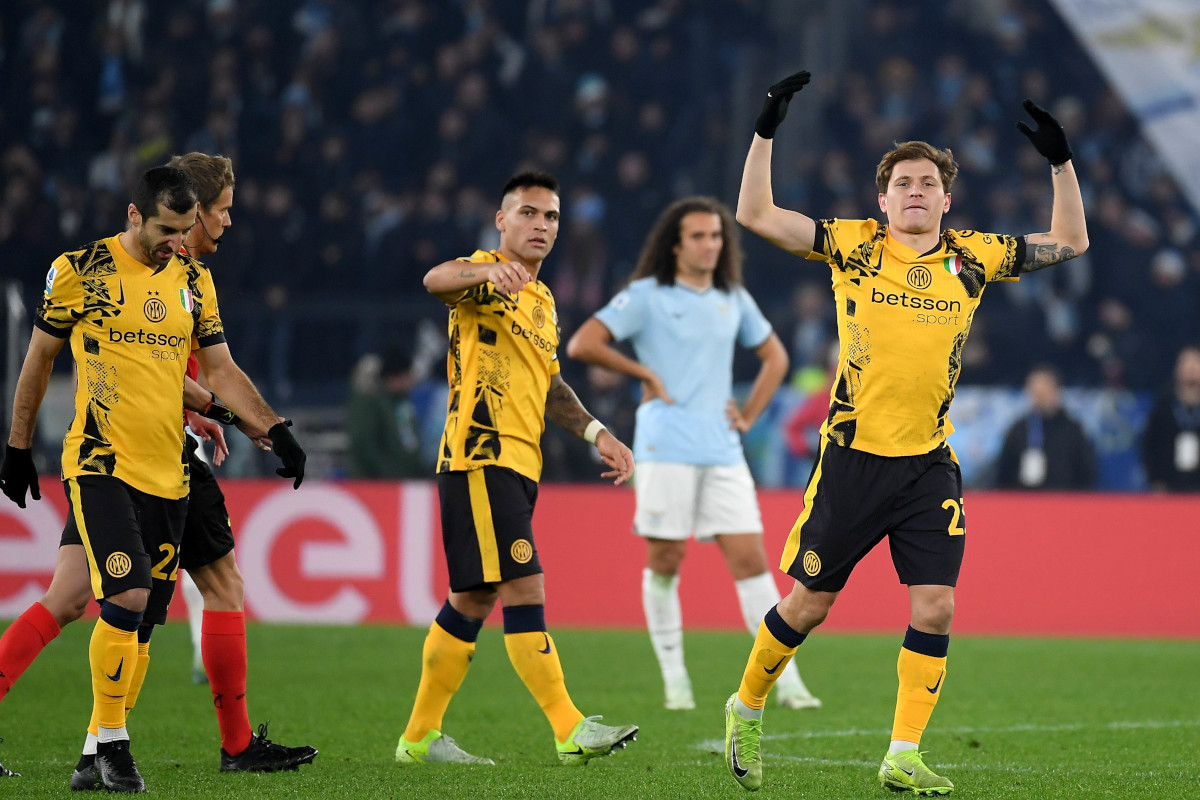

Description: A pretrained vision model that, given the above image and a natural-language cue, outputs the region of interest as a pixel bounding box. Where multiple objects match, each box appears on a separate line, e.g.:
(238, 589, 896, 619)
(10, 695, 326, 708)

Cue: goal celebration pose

(722, 70, 1087, 795)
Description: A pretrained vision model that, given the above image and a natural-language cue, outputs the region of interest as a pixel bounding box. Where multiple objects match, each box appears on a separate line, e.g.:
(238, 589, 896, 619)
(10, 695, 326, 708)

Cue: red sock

(202, 610, 252, 755)
(0, 602, 61, 700)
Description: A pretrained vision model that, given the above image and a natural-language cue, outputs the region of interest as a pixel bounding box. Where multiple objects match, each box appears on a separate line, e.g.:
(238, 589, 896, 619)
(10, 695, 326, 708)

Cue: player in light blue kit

(567, 197, 819, 711)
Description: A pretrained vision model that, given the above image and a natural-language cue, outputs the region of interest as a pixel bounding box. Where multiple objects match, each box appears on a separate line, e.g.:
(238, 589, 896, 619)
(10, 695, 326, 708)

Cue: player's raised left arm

(545, 372, 634, 485)
(1016, 99, 1089, 272)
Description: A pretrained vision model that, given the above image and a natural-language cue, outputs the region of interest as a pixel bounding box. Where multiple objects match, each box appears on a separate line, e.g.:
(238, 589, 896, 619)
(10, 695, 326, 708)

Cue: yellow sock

(504, 631, 581, 742)
(402, 622, 475, 743)
(89, 619, 138, 731)
(737, 620, 798, 710)
(88, 640, 149, 736)
(125, 641, 151, 717)
(891, 647, 948, 743)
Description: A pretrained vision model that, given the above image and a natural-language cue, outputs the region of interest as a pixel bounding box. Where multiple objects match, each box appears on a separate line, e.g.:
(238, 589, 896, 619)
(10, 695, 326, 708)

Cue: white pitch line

(697, 717, 1200, 753)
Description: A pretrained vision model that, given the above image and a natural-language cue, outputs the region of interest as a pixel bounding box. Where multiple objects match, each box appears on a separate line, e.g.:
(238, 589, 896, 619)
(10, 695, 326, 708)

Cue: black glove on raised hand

(1016, 99, 1073, 166)
(755, 70, 811, 139)
(0, 445, 41, 509)
(268, 421, 306, 489)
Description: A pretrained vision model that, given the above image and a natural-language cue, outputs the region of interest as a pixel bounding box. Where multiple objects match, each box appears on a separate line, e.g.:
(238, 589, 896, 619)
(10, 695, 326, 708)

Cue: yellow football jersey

(436, 250, 561, 482)
(35, 235, 224, 499)
(807, 219, 1022, 456)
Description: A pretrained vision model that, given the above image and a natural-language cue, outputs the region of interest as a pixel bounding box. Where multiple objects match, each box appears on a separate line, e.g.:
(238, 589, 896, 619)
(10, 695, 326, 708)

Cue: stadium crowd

(1, 0, 1197, 485)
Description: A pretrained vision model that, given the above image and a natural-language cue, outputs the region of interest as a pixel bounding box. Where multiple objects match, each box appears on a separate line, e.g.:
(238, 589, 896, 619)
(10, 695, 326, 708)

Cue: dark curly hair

(629, 196, 742, 291)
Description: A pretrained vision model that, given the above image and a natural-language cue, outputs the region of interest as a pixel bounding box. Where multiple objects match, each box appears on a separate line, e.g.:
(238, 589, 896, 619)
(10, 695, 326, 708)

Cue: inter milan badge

(943, 255, 962, 276)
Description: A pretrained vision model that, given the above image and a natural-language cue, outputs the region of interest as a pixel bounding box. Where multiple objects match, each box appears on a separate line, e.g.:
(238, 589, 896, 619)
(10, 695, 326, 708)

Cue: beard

(138, 228, 173, 266)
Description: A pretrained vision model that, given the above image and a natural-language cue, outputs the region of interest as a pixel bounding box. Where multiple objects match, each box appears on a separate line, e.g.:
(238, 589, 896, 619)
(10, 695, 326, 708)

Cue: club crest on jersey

(943, 255, 962, 275)
(45, 266, 57, 296)
(179, 288, 194, 312)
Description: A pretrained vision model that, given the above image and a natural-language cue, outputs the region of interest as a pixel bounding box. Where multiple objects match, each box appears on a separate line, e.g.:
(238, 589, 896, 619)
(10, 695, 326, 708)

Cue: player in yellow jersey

(0, 166, 305, 792)
(395, 171, 639, 766)
(720, 71, 1088, 795)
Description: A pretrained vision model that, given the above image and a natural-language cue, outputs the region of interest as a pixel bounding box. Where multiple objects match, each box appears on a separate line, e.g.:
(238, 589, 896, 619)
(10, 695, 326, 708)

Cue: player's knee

(107, 588, 150, 614)
(912, 594, 954, 632)
(780, 585, 833, 632)
(41, 590, 90, 627)
(728, 553, 770, 580)
(194, 557, 246, 610)
(646, 540, 686, 574)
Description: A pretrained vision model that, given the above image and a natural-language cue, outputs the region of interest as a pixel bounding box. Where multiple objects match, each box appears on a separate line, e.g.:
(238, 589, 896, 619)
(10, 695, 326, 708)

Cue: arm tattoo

(1022, 241, 1078, 273)
(456, 268, 477, 279)
(545, 373, 593, 438)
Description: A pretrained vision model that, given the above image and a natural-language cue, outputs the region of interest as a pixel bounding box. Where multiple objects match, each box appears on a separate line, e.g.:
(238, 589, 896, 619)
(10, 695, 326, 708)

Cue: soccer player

(395, 171, 639, 766)
(721, 71, 1088, 794)
(566, 196, 820, 712)
(0, 166, 306, 792)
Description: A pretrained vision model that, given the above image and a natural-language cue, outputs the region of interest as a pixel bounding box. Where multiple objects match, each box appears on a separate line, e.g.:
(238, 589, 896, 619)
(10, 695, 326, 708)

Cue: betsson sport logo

(869, 284, 963, 328)
(510, 319, 555, 353)
(107, 326, 189, 361)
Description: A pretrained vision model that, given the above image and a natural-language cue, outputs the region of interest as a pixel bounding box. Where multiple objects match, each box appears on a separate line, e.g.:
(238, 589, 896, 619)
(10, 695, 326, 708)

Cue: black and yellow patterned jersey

(436, 249, 561, 482)
(807, 219, 1023, 456)
(34, 235, 225, 499)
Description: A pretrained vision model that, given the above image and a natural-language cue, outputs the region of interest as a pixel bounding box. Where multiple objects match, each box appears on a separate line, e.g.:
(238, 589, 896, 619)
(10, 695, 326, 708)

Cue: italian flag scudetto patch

(943, 255, 961, 275)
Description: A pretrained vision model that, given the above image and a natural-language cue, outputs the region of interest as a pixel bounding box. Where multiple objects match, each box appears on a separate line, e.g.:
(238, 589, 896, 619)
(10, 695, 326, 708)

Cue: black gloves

(1017, 99, 1073, 166)
(0, 445, 40, 508)
(755, 70, 811, 139)
(268, 421, 306, 489)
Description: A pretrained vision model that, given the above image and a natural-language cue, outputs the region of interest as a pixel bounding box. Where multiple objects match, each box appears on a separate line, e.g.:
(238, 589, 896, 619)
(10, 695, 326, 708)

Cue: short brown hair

(168, 152, 235, 211)
(875, 141, 958, 193)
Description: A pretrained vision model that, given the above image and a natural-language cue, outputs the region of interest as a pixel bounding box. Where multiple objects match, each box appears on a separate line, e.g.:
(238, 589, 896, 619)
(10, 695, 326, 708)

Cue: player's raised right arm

(735, 71, 818, 257)
(423, 259, 531, 302)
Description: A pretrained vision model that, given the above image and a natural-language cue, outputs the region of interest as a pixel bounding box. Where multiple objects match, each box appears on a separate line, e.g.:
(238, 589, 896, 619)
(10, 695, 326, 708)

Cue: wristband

(201, 391, 240, 425)
(583, 419, 607, 444)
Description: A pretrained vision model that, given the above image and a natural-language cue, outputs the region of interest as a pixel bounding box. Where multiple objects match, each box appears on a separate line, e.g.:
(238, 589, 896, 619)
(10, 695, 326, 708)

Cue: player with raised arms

(721, 70, 1087, 795)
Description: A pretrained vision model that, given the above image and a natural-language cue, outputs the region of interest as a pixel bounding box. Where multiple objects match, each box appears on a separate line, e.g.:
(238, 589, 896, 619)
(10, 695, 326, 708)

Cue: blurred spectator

(994, 365, 1097, 490)
(1140, 345, 1200, 493)
(2, 0, 1199, 485)
(345, 345, 425, 479)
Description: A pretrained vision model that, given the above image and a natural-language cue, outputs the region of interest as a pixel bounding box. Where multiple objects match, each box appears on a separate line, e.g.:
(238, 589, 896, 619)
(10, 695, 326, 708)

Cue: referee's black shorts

(179, 446, 236, 571)
(781, 440, 966, 592)
(437, 465, 542, 593)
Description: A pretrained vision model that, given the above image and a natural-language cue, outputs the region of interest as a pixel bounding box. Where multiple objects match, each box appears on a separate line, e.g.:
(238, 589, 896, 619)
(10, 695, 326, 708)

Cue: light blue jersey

(595, 276, 773, 465)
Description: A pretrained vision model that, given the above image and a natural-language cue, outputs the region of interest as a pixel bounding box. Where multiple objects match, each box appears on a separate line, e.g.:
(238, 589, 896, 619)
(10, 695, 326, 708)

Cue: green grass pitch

(0, 621, 1196, 798)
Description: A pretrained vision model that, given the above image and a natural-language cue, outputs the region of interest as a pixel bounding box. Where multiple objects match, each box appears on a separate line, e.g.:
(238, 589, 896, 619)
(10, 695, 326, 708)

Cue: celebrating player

(395, 171, 639, 766)
(721, 71, 1088, 794)
(567, 196, 819, 712)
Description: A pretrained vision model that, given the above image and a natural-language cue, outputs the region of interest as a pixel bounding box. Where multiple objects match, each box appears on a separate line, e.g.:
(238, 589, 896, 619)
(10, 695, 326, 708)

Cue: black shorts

(781, 441, 966, 592)
(437, 466, 542, 593)
(60, 475, 187, 626)
(179, 449, 236, 571)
